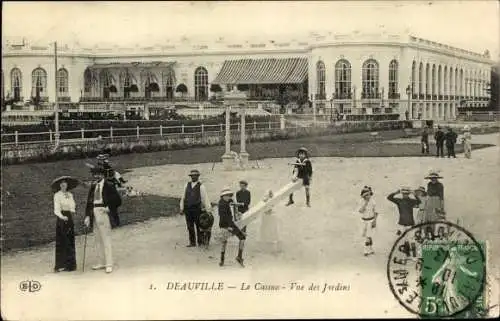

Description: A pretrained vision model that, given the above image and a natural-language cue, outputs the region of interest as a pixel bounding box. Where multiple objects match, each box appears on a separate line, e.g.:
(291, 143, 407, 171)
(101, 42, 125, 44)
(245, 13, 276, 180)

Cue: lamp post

(53, 41, 60, 146)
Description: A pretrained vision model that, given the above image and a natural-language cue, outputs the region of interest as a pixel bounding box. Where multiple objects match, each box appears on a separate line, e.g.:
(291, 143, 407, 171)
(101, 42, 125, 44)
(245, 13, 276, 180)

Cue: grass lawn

(1, 129, 495, 250)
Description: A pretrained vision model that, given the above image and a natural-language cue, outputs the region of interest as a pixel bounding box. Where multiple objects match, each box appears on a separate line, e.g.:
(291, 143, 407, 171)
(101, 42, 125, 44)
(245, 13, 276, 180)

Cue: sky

(2, 1, 499, 58)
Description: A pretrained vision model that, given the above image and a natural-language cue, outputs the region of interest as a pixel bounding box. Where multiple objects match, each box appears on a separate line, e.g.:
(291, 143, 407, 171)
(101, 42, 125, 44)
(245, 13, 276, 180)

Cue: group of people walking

(52, 154, 124, 273)
(421, 125, 472, 159)
(356, 171, 445, 256)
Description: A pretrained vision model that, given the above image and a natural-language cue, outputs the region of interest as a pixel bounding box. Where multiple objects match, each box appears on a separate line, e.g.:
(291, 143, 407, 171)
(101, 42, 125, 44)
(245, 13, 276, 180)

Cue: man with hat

(179, 169, 212, 247)
(444, 127, 458, 158)
(387, 186, 421, 235)
(218, 188, 246, 267)
(356, 186, 378, 256)
(84, 166, 122, 273)
(286, 147, 313, 207)
(434, 126, 445, 158)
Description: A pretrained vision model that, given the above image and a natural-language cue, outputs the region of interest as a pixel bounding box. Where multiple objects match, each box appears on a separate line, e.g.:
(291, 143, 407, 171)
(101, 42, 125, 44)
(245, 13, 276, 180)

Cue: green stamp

(420, 241, 487, 318)
(387, 221, 487, 318)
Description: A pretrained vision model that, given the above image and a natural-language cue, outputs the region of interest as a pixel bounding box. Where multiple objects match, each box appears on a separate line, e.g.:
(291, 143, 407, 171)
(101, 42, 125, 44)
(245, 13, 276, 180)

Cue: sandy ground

(1, 133, 499, 320)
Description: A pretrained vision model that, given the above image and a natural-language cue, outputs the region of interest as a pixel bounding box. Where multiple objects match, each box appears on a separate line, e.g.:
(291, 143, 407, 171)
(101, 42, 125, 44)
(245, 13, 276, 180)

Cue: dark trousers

(185, 207, 202, 246)
(55, 211, 76, 271)
(199, 229, 212, 246)
(446, 144, 456, 158)
(436, 142, 444, 157)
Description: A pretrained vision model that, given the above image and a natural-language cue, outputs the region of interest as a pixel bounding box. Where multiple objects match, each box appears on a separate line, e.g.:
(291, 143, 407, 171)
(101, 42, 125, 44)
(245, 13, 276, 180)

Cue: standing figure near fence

(434, 126, 445, 158)
(356, 186, 378, 256)
(52, 176, 80, 272)
(179, 169, 212, 247)
(387, 187, 421, 236)
(286, 147, 313, 207)
(425, 171, 445, 221)
(218, 188, 246, 267)
(444, 127, 458, 158)
(421, 126, 430, 155)
(462, 125, 472, 159)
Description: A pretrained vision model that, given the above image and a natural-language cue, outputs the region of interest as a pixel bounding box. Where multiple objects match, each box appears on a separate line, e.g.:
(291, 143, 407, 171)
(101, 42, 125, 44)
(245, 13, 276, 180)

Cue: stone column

(239, 104, 249, 169)
(221, 106, 233, 170)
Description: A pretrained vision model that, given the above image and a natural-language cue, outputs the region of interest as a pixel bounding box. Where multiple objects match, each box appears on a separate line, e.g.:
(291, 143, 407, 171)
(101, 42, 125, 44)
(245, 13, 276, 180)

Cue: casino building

(1, 31, 494, 120)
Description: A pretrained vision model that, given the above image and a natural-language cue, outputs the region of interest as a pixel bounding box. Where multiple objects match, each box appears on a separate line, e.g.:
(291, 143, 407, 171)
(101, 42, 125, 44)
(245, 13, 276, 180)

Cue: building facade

(1, 32, 494, 120)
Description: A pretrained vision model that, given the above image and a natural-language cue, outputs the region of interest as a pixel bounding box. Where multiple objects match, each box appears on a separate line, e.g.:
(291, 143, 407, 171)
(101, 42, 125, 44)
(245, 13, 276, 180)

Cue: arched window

(32, 67, 47, 98)
(142, 71, 159, 99)
(418, 63, 423, 95)
(390, 60, 399, 98)
(362, 59, 379, 98)
(443, 66, 448, 96)
(335, 59, 351, 99)
(84, 69, 92, 94)
(431, 64, 436, 97)
(120, 70, 135, 98)
(99, 70, 115, 99)
(162, 69, 175, 100)
(438, 65, 442, 96)
(57, 68, 69, 96)
(11, 68, 23, 101)
(425, 63, 430, 96)
(316, 61, 326, 99)
(194, 67, 208, 101)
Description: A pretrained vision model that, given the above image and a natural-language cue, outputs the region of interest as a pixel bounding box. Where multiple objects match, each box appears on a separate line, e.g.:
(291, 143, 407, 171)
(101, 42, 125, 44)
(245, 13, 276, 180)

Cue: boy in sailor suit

(286, 147, 313, 207)
(357, 186, 378, 256)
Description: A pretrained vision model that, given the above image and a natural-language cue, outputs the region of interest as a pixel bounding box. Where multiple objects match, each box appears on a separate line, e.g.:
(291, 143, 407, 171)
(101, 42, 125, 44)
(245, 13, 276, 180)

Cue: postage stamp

(387, 221, 487, 318)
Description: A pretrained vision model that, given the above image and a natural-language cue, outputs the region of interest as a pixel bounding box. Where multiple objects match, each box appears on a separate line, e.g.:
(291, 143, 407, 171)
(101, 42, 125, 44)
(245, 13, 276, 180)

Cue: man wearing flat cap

(179, 169, 212, 247)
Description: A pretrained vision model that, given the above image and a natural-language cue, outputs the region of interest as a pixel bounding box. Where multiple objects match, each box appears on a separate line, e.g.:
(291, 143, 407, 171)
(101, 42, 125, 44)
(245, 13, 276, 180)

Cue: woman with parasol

(52, 176, 80, 272)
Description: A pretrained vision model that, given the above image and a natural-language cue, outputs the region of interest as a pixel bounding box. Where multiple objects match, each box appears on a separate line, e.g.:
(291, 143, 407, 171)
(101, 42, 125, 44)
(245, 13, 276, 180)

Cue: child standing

(387, 187, 421, 235)
(286, 147, 313, 207)
(462, 125, 472, 159)
(356, 186, 378, 256)
(235, 180, 251, 234)
(414, 186, 428, 224)
(218, 188, 246, 267)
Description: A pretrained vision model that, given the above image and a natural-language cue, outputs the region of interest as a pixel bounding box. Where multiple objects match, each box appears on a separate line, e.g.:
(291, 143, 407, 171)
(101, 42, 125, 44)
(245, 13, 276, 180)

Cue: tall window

(31, 68, 47, 98)
(335, 59, 351, 99)
(425, 63, 430, 95)
(418, 63, 423, 94)
(455, 68, 458, 96)
(84, 69, 92, 94)
(459, 69, 463, 96)
(449, 68, 454, 96)
(11, 68, 22, 101)
(437, 65, 442, 95)
(162, 69, 175, 100)
(120, 70, 133, 98)
(389, 59, 399, 97)
(431, 64, 436, 97)
(316, 61, 326, 99)
(362, 59, 379, 98)
(57, 68, 69, 96)
(443, 66, 448, 96)
(194, 67, 208, 101)
(99, 70, 114, 99)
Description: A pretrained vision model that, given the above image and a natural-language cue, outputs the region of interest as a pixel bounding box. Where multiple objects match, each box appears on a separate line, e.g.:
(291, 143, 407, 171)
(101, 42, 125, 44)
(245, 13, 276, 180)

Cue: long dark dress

(54, 211, 76, 271)
(425, 181, 445, 221)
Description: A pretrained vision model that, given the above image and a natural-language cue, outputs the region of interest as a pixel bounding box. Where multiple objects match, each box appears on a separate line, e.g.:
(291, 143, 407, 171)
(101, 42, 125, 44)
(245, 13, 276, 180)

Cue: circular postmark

(387, 221, 486, 318)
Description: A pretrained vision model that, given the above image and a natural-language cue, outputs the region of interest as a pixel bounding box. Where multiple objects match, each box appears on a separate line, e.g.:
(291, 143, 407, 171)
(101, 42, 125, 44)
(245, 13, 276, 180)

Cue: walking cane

(82, 226, 88, 272)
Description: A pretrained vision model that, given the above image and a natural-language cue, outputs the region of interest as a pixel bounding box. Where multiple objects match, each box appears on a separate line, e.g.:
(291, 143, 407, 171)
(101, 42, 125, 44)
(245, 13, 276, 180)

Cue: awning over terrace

(212, 57, 308, 85)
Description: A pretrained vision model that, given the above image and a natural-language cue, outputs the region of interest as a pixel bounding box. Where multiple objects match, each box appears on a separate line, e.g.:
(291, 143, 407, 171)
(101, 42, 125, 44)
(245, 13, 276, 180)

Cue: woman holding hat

(462, 125, 472, 159)
(425, 171, 445, 221)
(52, 176, 80, 272)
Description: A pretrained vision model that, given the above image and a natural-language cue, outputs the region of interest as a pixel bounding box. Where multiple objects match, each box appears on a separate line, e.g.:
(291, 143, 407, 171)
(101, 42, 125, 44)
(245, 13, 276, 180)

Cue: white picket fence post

(181, 124, 185, 134)
(15, 131, 19, 146)
(160, 125, 163, 136)
(49, 129, 53, 143)
(110, 127, 113, 138)
(81, 128, 85, 139)
(201, 123, 204, 134)
(254, 121, 257, 130)
(136, 126, 140, 138)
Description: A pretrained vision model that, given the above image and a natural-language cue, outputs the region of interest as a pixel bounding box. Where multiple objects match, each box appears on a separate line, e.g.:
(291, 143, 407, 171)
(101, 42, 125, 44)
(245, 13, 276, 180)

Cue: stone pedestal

(221, 153, 234, 171)
(239, 151, 249, 169)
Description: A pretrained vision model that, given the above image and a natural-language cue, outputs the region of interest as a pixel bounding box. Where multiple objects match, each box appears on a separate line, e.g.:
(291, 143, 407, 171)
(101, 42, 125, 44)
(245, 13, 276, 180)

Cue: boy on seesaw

(286, 147, 313, 207)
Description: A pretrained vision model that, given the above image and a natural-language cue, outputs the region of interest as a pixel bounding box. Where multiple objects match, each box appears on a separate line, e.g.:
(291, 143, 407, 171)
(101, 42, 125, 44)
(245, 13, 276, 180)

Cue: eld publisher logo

(19, 280, 42, 293)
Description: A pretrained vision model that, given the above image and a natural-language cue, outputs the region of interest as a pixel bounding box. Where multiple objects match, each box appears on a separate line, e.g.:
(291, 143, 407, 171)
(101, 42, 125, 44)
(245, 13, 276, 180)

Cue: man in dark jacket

(444, 127, 458, 158)
(235, 180, 251, 233)
(179, 169, 212, 247)
(84, 167, 122, 273)
(434, 126, 445, 158)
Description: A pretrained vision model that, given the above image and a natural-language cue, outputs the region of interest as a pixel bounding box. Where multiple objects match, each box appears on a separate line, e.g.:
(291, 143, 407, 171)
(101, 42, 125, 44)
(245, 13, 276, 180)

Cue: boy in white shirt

(356, 186, 378, 256)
